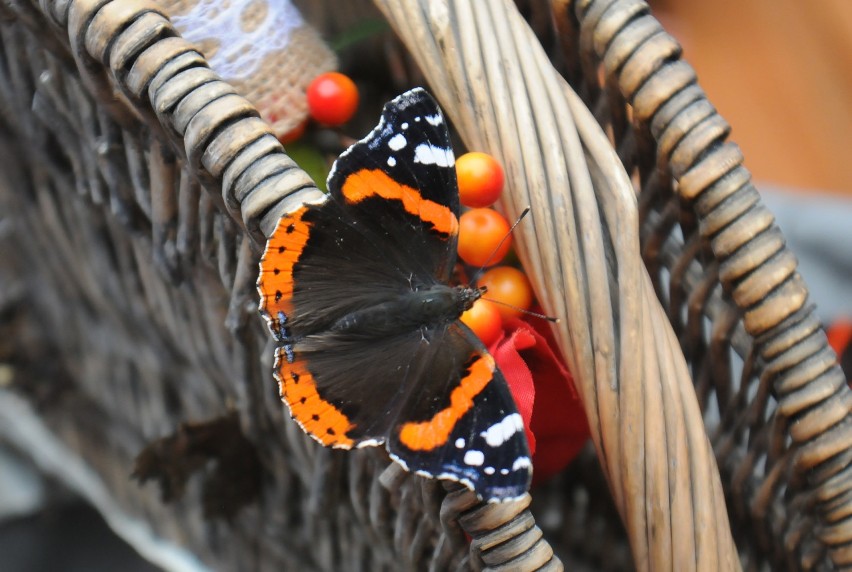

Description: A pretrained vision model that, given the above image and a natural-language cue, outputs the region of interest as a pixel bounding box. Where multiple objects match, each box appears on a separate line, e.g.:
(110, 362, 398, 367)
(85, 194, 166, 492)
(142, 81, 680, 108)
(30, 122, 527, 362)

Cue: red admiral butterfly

(258, 88, 532, 502)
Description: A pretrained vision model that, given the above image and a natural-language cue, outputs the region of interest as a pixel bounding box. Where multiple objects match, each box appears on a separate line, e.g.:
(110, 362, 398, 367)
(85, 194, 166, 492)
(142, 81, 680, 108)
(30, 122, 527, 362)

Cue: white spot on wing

(480, 413, 524, 447)
(387, 156, 397, 167)
(425, 114, 442, 126)
(401, 122, 409, 129)
(464, 450, 485, 466)
(484, 466, 495, 475)
(455, 437, 465, 449)
(413, 143, 454, 167)
(500, 468, 509, 475)
(388, 133, 407, 151)
(356, 438, 383, 448)
(512, 456, 532, 471)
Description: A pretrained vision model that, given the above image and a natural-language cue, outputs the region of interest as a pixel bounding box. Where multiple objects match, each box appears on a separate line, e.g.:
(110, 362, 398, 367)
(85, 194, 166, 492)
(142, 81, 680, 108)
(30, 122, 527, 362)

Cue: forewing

(258, 197, 416, 338)
(327, 88, 460, 284)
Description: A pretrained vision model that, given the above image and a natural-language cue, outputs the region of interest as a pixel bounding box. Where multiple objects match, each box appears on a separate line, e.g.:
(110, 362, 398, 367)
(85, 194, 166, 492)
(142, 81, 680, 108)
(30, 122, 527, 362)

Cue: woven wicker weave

(0, 0, 850, 570)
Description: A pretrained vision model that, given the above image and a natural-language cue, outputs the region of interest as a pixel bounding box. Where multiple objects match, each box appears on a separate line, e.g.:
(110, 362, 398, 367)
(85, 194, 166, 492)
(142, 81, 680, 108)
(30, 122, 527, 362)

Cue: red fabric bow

(488, 317, 590, 484)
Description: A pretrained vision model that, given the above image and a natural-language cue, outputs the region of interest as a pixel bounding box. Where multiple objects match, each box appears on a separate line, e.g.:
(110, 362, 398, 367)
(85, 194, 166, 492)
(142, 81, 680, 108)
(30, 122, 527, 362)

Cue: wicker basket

(1, 0, 850, 570)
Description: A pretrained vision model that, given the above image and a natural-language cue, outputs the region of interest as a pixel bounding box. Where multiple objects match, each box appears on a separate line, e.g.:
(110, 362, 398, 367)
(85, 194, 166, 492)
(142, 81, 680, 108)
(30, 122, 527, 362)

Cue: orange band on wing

(276, 352, 355, 448)
(341, 169, 458, 236)
(398, 354, 495, 451)
(258, 206, 313, 329)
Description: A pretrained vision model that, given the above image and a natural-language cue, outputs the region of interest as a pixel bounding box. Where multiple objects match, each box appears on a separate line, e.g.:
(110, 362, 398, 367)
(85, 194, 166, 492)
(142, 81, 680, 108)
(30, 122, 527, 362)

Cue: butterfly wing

(273, 328, 426, 448)
(327, 88, 460, 284)
(387, 323, 532, 501)
(259, 88, 461, 338)
(259, 197, 413, 338)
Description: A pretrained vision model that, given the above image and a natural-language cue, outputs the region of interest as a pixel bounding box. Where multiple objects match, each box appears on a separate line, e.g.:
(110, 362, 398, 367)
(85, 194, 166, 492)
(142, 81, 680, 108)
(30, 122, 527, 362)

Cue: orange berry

(457, 208, 512, 267)
(456, 152, 504, 208)
(477, 266, 533, 321)
(460, 299, 503, 347)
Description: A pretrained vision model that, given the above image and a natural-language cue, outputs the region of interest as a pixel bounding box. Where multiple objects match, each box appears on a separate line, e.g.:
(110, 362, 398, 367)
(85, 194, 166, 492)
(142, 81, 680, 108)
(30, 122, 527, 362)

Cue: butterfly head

(454, 284, 485, 314)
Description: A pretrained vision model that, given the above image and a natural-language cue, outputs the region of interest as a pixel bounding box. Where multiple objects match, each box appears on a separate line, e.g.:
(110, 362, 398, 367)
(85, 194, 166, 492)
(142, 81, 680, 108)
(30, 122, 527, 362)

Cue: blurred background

(0, 444, 159, 572)
(652, 0, 852, 194)
(650, 0, 852, 369)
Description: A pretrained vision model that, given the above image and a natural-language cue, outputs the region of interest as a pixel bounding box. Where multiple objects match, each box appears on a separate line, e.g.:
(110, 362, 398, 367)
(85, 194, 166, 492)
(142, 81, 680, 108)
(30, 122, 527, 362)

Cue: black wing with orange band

(327, 88, 460, 285)
(387, 323, 531, 500)
(259, 90, 460, 334)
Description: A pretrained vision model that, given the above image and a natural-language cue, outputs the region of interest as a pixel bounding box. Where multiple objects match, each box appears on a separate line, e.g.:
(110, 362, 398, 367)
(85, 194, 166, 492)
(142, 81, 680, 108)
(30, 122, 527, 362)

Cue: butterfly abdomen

(330, 285, 482, 337)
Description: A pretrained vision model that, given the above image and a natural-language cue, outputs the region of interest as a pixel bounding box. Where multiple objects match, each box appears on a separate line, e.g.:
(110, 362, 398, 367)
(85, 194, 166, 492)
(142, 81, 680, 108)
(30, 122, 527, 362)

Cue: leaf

(330, 19, 389, 52)
(286, 142, 330, 192)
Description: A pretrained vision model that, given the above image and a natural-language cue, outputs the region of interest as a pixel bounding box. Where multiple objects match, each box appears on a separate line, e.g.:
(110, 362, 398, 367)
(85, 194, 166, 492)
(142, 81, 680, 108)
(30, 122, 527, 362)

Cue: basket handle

(372, 1, 741, 570)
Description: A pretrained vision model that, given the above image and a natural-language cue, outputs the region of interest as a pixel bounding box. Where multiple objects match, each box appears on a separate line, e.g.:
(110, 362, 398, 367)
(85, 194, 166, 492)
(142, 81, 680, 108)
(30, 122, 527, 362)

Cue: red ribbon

(489, 317, 590, 484)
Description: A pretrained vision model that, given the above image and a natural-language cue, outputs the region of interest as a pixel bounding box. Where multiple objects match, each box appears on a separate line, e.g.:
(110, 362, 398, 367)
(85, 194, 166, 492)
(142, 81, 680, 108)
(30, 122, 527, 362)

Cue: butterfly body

(323, 284, 482, 337)
(258, 89, 531, 502)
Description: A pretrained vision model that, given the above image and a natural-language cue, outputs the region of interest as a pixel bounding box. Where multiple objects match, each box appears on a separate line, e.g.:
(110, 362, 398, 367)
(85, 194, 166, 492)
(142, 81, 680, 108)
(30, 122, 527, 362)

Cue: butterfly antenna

(483, 297, 559, 323)
(469, 207, 531, 284)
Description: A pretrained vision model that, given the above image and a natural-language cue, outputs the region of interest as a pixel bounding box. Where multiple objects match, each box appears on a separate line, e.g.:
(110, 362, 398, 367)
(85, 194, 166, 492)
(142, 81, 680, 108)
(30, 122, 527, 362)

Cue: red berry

(307, 72, 359, 126)
(278, 119, 307, 145)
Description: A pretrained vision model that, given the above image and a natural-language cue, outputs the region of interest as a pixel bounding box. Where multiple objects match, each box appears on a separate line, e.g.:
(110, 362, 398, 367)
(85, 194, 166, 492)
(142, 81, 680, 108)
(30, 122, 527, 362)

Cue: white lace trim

(172, 0, 303, 81)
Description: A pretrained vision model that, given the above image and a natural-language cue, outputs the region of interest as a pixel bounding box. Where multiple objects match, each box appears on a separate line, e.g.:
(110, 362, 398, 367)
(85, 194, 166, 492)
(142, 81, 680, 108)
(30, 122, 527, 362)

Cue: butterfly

(257, 88, 531, 502)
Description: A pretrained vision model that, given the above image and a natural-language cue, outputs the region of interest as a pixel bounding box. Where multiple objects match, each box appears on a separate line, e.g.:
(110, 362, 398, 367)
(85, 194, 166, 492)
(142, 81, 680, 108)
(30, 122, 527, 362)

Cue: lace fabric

(171, 0, 304, 81)
(160, 0, 337, 136)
